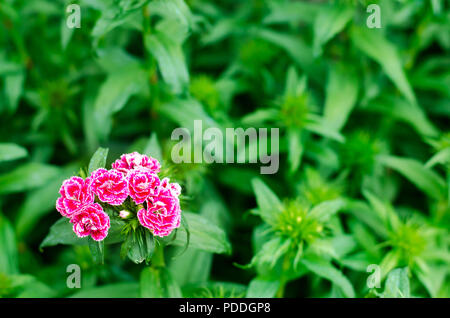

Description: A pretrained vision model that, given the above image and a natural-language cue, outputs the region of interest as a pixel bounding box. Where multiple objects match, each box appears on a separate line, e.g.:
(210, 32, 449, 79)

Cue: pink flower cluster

(56, 152, 182, 240)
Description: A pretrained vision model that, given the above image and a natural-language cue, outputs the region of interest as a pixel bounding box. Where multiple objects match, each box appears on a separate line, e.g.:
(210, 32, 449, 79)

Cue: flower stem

(276, 251, 291, 298)
(152, 242, 165, 268)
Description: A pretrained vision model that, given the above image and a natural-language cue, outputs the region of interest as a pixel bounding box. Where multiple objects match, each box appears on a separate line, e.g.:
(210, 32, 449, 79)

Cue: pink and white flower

(56, 176, 94, 218)
(160, 177, 181, 197)
(112, 152, 160, 175)
(90, 168, 128, 205)
(137, 187, 181, 237)
(70, 203, 110, 241)
(127, 169, 160, 204)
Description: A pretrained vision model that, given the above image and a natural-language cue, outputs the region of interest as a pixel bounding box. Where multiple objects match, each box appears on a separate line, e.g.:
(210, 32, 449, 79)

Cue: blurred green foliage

(0, 0, 449, 298)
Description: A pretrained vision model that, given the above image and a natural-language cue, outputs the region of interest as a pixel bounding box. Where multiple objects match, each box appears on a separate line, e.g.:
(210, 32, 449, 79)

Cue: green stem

(142, 3, 160, 115)
(276, 251, 291, 298)
(152, 242, 165, 268)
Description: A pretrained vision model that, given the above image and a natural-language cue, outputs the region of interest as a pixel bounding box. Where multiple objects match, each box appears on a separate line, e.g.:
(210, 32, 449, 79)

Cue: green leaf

(123, 230, 154, 264)
(60, 17, 74, 50)
(16, 280, 55, 298)
(367, 96, 438, 137)
(362, 189, 400, 230)
(140, 267, 182, 298)
(159, 98, 218, 131)
(287, 128, 303, 173)
(144, 132, 163, 162)
(88, 147, 109, 174)
(301, 256, 355, 298)
(324, 64, 359, 131)
(351, 27, 416, 105)
(15, 165, 76, 238)
(250, 237, 291, 269)
(305, 114, 346, 142)
(144, 20, 189, 93)
(308, 199, 345, 222)
(40, 217, 126, 249)
(246, 277, 280, 298)
(0, 213, 19, 274)
(378, 155, 446, 200)
(4, 71, 25, 113)
(148, 0, 194, 27)
(91, 5, 142, 39)
(313, 5, 353, 57)
(255, 28, 323, 81)
(346, 199, 389, 239)
(426, 147, 450, 168)
(93, 63, 147, 140)
(70, 283, 139, 298)
(0, 143, 28, 162)
(88, 237, 105, 265)
(170, 212, 231, 254)
(379, 250, 401, 281)
(0, 163, 60, 194)
(251, 178, 282, 224)
(169, 248, 212, 286)
(383, 267, 410, 298)
(263, 1, 320, 25)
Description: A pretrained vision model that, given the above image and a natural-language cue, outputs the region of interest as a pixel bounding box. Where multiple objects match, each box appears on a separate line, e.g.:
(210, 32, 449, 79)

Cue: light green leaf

(378, 155, 446, 200)
(324, 64, 359, 131)
(144, 132, 163, 162)
(88, 147, 109, 174)
(313, 5, 353, 56)
(70, 283, 139, 298)
(169, 248, 212, 286)
(287, 128, 303, 174)
(309, 199, 345, 222)
(93, 65, 147, 141)
(148, 0, 194, 27)
(88, 237, 105, 265)
(305, 114, 345, 142)
(301, 256, 355, 298)
(16, 280, 56, 298)
(15, 165, 76, 238)
(40, 217, 126, 249)
(0, 213, 19, 274)
(122, 230, 154, 264)
(160, 98, 218, 131)
(251, 178, 282, 224)
(351, 27, 416, 105)
(255, 28, 322, 80)
(91, 2, 143, 39)
(362, 189, 400, 230)
(346, 199, 389, 238)
(145, 20, 189, 93)
(0, 163, 60, 194)
(246, 277, 280, 298)
(382, 267, 410, 298)
(0, 143, 28, 162)
(264, 1, 320, 25)
(426, 147, 450, 168)
(380, 250, 401, 280)
(367, 96, 438, 137)
(4, 71, 25, 113)
(140, 267, 182, 298)
(170, 212, 231, 254)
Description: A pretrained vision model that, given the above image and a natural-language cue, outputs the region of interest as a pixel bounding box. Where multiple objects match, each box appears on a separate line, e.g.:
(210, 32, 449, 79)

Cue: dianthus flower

(112, 152, 160, 175)
(127, 169, 160, 204)
(160, 177, 181, 197)
(71, 203, 110, 241)
(90, 168, 128, 205)
(56, 176, 94, 218)
(137, 187, 181, 237)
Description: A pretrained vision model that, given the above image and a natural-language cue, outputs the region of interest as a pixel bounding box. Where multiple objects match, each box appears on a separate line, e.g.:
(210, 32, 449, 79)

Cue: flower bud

(119, 210, 131, 219)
